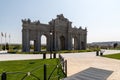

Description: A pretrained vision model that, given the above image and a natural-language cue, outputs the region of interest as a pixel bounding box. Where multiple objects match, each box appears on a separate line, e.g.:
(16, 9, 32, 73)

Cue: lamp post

(50, 29, 56, 59)
(50, 32, 52, 59)
(52, 30, 56, 58)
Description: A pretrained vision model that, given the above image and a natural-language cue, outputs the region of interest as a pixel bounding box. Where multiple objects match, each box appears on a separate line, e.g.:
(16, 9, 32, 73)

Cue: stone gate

(22, 14, 87, 52)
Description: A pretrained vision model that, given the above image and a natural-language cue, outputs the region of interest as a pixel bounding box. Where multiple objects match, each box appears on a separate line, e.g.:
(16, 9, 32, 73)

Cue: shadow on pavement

(64, 67, 113, 80)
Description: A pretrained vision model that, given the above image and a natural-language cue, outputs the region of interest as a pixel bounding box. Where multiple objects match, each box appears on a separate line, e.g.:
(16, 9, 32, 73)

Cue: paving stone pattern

(64, 67, 113, 80)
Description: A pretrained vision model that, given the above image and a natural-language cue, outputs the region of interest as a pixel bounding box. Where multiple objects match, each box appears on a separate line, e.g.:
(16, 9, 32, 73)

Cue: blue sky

(0, 0, 120, 44)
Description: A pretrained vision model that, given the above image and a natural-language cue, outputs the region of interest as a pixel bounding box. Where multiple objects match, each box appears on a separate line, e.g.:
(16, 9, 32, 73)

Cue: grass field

(103, 53, 120, 60)
(0, 59, 65, 80)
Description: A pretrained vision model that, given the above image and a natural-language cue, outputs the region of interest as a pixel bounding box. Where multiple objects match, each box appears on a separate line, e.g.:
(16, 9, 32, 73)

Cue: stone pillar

(50, 34, 53, 51)
(74, 37, 78, 50)
(79, 33, 83, 50)
(67, 33, 72, 50)
(78, 34, 81, 50)
(39, 35, 41, 51)
(55, 32, 59, 51)
(81, 33, 86, 50)
(53, 31, 56, 51)
(46, 35, 49, 51)
(34, 40, 37, 51)
(22, 29, 30, 52)
(34, 40, 40, 52)
(34, 32, 40, 52)
(57, 35, 60, 50)
(65, 35, 67, 50)
(84, 34, 87, 50)
(47, 36, 50, 51)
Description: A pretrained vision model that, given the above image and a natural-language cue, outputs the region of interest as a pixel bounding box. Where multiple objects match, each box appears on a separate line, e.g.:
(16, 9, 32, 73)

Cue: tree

(6, 43, 9, 50)
(113, 43, 118, 48)
(2, 45, 5, 50)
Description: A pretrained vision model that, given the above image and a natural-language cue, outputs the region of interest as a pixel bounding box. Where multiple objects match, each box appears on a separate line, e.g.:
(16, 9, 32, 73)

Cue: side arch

(40, 32, 50, 51)
(59, 36, 65, 50)
(72, 35, 79, 50)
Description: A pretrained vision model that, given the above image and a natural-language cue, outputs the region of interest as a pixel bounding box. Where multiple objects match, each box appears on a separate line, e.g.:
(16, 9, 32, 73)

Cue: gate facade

(22, 14, 87, 52)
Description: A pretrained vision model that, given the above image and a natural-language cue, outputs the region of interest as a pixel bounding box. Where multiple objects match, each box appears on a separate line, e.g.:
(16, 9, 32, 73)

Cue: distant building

(22, 14, 87, 52)
(88, 41, 120, 48)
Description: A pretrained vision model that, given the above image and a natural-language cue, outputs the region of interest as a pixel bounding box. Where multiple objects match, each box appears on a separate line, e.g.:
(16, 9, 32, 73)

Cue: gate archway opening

(30, 40, 34, 52)
(72, 38, 74, 50)
(72, 37, 78, 50)
(60, 36, 65, 50)
(81, 41, 85, 50)
(41, 35, 47, 51)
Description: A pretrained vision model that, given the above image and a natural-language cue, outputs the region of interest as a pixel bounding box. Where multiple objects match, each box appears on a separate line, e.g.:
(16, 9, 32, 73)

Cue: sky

(0, 0, 120, 44)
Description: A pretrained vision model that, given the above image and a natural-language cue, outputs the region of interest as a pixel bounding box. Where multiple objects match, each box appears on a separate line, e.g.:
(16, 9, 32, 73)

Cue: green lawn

(103, 53, 120, 60)
(0, 59, 65, 80)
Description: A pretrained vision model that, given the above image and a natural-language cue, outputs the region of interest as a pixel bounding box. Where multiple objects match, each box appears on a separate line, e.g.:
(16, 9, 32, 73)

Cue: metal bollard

(96, 51, 99, 56)
(100, 52, 103, 56)
(65, 60, 67, 77)
(44, 64, 47, 80)
(53, 53, 56, 58)
(1, 72, 7, 80)
(50, 53, 52, 59)
(43, 53, 46, 59)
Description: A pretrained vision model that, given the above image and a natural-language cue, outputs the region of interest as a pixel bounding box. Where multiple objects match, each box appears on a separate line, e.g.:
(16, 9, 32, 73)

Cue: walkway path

(0, 54, 51, 61)
(61, 50, 120, 80)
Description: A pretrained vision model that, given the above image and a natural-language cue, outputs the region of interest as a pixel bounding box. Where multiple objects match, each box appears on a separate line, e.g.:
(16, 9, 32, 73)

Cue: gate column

(34, 32, 41, 52)
(22, 29, 30, 52)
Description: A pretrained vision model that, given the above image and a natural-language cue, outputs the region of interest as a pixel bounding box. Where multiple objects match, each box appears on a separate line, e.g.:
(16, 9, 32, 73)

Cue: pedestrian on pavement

(100, 49, 105, 56)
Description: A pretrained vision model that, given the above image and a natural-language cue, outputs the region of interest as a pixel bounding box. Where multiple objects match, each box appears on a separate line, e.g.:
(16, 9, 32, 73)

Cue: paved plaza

(61, 50, 120, 80)
(0, 50, 120, 80)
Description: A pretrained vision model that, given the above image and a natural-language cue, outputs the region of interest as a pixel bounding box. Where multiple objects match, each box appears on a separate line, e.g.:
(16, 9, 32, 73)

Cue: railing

(0, 65, 43, 80)
(0, 54, 67, 80)
(1, 71, 42, 80)
(47, 54, 67, 80)
(59, 54, 67, 77)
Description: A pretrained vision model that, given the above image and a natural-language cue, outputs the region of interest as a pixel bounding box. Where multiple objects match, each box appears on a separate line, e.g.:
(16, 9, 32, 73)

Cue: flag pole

(9, 34, 10, 44)
(9, 34, 10, 50)
(0, 34, 2, 51)
(1, 32, 3, 51)
(5, 33, 6, 50)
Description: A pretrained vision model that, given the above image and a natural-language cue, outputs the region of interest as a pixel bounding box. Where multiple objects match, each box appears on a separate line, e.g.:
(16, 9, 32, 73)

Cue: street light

(50, 32, 52, 36)
(50, 31, 52, 59)
(52, 31, 56, 58)
(50, 30, 56, 59)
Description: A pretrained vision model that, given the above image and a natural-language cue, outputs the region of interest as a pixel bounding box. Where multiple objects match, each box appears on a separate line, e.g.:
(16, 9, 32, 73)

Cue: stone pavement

(61, 50, 120, 80)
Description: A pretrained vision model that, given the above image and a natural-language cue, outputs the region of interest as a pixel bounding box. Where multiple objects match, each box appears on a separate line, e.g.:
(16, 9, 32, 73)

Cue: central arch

(60, 36, 65, 50)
